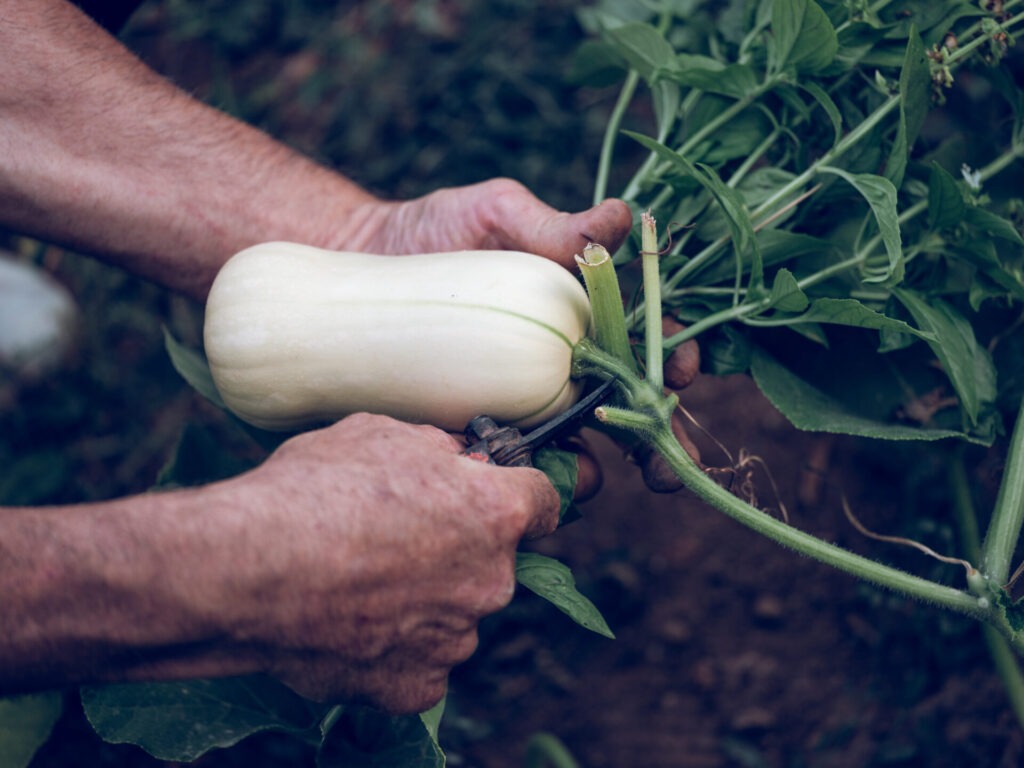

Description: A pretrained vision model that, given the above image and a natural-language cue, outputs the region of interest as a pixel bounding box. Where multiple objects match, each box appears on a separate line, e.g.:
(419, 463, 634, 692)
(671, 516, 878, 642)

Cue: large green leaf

(749, 346, 990, 442)
(885, 30, 930, 188)
(602, 22, 677, 83)
(671, 54, 759, 98)
(891, 289, 997, 428)
(927, 162, 967, 230)
(82, 676, 322, 762)
(819, 167, 903, 284)
(0, 693, 63, 768)
(515, 553, 614, 639)
(533, 446, 579, 523)
(625, 131, 762, 290)
(964, 206, 1024, 247)
(769, 0, 838, 74)
(750, 298, 934, 340)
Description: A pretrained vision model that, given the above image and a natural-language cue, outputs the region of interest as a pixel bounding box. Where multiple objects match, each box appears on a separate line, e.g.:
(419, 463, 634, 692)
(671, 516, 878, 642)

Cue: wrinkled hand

(216, 413, 559, 713)
(352, 178, 633, 268)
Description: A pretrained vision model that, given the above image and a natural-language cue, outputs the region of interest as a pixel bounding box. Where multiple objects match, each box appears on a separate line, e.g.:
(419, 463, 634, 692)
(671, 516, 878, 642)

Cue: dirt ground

(23, 366, 1024, 768)
(444, 374, 1024, 768)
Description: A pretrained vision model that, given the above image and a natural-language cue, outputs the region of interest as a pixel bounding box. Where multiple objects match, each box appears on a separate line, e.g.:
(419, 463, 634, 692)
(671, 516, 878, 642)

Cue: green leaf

(602, 22, 677, 83)
(927, 163, 967, 230)
(418, 698, 444, 745)
(891, 289, 997, 428)
(515, 552, 614, 639)
(652, 79, 680, 143)
(163, 326, 225, 409)
(797, 81, 843, 149)
(694, 110, 773, 165)
(750, 346, 990, 442)
(82, 676, 322, 762)
(702, 325, 753, 376)
(964, 206, 1024, 247)
(885, 30, 930, 188)
(953, 238, 1024, 305)
(567, 39, 627, 87)
(766, 268, 808, 312)
(318, 707, 444, 768)
(819, 167, 903, 284)
(0, 693, 63, 768)
(671, 54, 759, 98)
(698, 167, 800, 242)
(533, 446, 578, 523)
(625, 131, 762, 288)
(692, 229, 838, 286)
(781, 298, 934, 338)
(770, 0, 838, 74)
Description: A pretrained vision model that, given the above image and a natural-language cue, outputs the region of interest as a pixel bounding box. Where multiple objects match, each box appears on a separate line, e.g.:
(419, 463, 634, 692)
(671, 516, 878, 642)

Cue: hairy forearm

(0, 485, 261, 693)
(0, 0, 381, 299)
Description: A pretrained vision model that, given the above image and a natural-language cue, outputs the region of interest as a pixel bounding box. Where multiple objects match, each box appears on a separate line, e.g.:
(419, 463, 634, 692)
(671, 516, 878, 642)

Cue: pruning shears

(461, 378, 616, 468)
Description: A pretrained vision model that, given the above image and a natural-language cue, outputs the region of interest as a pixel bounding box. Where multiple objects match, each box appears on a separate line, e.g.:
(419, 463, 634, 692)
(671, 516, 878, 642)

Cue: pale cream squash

(203, 242, 592, 431)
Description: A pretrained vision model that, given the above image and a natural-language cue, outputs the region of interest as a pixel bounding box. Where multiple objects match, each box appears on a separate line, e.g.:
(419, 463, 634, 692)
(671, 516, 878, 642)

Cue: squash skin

(203, 242, 592, 431)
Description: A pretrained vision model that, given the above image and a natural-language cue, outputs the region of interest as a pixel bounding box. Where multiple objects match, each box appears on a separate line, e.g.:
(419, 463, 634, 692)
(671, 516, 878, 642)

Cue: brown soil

(445, 374, 1024, 768)
(25, 373, 1023, 768)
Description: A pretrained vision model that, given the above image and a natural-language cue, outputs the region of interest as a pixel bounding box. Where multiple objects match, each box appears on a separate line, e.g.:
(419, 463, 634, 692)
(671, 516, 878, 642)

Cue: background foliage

(5, 1, 1024, 766)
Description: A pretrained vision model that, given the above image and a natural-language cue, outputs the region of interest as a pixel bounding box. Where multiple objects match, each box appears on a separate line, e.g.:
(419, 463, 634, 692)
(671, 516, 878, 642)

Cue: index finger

(508, 465, 561, 540)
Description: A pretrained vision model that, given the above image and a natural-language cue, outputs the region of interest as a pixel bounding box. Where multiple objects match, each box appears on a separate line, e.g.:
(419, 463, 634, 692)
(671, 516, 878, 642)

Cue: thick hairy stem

(983, 398, 1024, 586)
(949, 449, 1024, 730)
(646, 425, 986, 618)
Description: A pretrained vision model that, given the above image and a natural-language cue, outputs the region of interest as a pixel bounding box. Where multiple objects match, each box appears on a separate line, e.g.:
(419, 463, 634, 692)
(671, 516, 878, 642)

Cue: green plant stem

(640, 211, 663, 389)
(984, 621, 1024, 727)
(574, 258, 987, 623)
(983, 398, 1024, 585)
(798, 143, 1022, 291)
(576, 244, 638, 375)
(594, 70, 640, 206)
(948, 448, 1024, 730)
(577, 332, 989, 619)
(640, 81, 779, 214)
(622, 89, 702, 204)
(646, 422, 985, 617)
(655, 133, 1024, 352)
(727, 126, 782, 189)
(661, 4, 1024, 297)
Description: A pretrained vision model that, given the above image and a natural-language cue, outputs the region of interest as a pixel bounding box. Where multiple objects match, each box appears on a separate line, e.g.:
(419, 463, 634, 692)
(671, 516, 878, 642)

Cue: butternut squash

(203, 243, 591, 431)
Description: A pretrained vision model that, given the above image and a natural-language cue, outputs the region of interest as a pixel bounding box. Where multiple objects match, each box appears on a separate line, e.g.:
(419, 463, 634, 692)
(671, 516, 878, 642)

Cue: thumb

(489, 186, 633, 269)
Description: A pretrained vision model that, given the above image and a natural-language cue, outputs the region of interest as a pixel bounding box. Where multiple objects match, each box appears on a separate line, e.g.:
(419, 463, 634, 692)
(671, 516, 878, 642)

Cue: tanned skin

(0, 0, 634, 711)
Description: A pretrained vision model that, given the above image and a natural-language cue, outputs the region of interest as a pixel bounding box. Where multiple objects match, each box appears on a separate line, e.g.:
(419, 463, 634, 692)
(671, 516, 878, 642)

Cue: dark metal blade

(515, 377, 616, 452)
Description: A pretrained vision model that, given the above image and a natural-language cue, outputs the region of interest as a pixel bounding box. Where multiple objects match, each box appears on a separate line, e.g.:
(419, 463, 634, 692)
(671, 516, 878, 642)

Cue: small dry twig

(842, 496, 975, 577)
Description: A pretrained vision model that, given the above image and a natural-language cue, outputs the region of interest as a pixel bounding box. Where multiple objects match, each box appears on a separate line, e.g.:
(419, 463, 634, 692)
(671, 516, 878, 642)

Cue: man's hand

(348, 179, 633, 271)
(0, 414, 559, 713)
(0, 1, 632, 300)
(226, 414, 559, 712)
